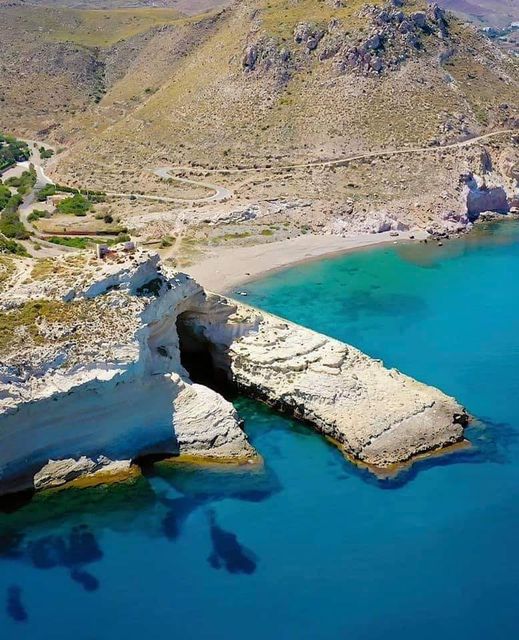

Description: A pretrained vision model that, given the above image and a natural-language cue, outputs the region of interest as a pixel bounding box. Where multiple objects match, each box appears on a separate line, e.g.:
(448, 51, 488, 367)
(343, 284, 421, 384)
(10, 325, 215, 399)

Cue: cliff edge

(0, 249, 468, 495)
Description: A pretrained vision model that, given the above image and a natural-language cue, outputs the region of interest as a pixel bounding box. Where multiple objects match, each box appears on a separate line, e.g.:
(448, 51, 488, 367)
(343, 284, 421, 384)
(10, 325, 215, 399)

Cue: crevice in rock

(175, 311, 236, 400)
(133, 452, 174, 477)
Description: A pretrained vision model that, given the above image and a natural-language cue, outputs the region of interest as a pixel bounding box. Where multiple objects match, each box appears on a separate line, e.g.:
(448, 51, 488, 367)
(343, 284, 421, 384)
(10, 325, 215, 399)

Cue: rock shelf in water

(0, 250, 468, 495)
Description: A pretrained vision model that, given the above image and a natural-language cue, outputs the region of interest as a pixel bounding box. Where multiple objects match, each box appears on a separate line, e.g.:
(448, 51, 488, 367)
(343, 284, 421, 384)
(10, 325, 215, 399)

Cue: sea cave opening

(175, 312, 235, 398)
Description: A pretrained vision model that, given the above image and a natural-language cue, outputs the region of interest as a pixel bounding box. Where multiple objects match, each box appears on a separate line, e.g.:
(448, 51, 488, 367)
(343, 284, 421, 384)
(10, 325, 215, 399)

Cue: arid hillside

(1, 0, 518, 262)
(40, 0, 516, 177)
(0, 1, 226, 135)
(3, 1, 517, 166)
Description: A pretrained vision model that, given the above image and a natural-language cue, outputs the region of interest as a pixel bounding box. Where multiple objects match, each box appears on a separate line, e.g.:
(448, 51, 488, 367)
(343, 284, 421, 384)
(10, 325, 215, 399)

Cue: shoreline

(184, 229, 429, 293)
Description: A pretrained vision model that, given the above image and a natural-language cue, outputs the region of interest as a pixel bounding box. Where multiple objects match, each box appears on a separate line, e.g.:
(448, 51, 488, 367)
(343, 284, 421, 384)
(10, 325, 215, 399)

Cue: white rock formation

(178, 295, 468, 469)
(33, 456, 133, 491)
(0, 251, 254, 495)
(464, 174, 510, 219)
(0, 250, 467, 495)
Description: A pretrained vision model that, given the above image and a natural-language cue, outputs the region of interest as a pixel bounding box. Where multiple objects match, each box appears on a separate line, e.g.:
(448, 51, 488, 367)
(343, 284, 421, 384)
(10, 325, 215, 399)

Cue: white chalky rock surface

(182, 295, 468, 469)
(0, 251, 254, 495)
(0, 249, 466, 495)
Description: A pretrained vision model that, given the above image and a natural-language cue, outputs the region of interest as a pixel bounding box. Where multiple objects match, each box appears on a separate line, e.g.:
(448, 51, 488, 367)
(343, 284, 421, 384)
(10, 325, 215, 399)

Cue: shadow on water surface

(341, 289, 428, 322)
(160, 494, 207, 541)
(6, 585, 27, 623)
(207, 509, 257, 575)
(323, 417, 519, 490)
(4, 524, 104, 596)
(0, 435, 279, 603)
(0, 393, 515, 619)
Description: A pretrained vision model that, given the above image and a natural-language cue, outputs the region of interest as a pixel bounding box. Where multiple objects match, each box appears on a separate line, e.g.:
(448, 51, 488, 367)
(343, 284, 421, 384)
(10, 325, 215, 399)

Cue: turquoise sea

(1, 221, 519, 639)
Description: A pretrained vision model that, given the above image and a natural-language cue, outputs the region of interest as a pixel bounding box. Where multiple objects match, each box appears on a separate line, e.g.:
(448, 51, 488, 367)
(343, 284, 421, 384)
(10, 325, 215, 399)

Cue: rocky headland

(0, 249, 468, 497)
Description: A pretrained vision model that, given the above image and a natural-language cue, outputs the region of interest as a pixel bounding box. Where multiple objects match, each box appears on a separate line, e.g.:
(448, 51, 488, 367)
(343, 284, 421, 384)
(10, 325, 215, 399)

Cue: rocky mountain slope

(1, 0, 518, 256)
(48, 0, 517, 170)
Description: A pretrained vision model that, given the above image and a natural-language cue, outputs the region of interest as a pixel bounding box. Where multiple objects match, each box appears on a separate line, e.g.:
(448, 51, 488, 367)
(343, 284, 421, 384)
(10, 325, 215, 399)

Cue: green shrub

(48, 236, 92, 249)
(37, 183, 88, 202)
(55, 184, 80, 194)
(57, 194, 93, 216)
(36, 184, 57, 201)
(0, 194, 28, 239)
(28, 210, 47, 223)
(160, 236, 173, 248)
(39, 147, 54, 160)
(0, 234, 28, 256)
(0, 134, 30, 171)
(5, 168, 36, 196)
(0, 184, 11, 211)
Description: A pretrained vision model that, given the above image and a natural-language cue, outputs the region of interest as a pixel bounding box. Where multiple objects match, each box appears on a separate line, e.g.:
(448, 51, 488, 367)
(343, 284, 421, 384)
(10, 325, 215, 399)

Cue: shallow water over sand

(1, 221, 519, 639)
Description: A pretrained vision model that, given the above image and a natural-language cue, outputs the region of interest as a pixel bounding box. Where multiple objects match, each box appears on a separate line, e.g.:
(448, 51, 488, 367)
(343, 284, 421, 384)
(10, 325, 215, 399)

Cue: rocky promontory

(0, 249, 468, 496)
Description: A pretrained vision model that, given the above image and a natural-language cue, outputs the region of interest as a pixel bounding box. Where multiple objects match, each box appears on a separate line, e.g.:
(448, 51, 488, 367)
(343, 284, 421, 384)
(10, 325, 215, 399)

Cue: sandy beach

(185, 230, 428, 293)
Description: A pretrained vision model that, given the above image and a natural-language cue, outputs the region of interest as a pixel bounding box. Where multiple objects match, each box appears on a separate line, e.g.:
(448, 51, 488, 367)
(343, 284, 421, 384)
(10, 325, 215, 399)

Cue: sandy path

(169, 129, 517, 176)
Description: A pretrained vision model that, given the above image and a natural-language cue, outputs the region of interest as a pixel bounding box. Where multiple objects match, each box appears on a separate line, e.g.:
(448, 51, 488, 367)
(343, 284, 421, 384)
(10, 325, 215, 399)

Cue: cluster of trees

(37, 183, 79, 201)
(0, 170, 35, 241)
(0, 134, 30, 172)
(39, 146, 54, 160)
(0, 193, 27, 240)
(4, 168, 36, 196)
(57, 193, 94, 216)
(0, 184, 10, 211)
(48, 232, 131, 249)
(37, 184, 106, 217)
(27, 209, 47, 223)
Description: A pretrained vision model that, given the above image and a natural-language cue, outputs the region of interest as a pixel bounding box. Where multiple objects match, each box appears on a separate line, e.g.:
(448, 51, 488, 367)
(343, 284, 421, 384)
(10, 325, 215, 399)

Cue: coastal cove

(1, 220, 519, 638)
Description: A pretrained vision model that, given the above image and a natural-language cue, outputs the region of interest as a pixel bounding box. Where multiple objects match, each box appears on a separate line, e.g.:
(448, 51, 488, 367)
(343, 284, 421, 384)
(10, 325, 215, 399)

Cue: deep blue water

(1, 221, 519, 639)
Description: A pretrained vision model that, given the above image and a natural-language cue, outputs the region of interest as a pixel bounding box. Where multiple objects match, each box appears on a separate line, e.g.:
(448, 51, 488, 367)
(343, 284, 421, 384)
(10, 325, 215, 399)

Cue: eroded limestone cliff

(0, 250, 467, 495)
(0, 252, 254, 495)
(178, 293, 468, 469)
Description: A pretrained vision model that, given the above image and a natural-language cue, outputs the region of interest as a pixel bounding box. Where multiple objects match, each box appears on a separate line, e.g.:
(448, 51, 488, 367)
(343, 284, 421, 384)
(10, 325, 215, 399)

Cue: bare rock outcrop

(242, 1, 451, 78)
(332, 1, 450, 76)
(0, 250, 469, 495)
(33, 456, 134, 491)
(178, 295, 469, 469)
(461, 173, 510, 219)
(242, 37, 291, 82)
(0, 251, 255, 496)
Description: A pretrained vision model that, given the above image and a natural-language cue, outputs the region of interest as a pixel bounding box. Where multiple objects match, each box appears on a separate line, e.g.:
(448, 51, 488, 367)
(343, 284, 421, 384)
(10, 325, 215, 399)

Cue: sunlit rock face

(0, 251, 254, 496)
(0, 250, 467, 495)
(463, 174, 510, 219)
(179, 294, 468, 470)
